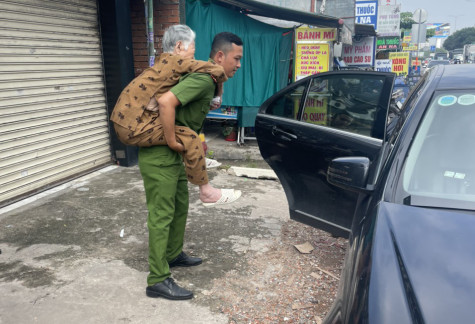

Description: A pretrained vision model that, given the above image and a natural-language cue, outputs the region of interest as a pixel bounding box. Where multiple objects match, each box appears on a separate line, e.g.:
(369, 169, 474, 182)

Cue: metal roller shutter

(0, 0, 112, 206)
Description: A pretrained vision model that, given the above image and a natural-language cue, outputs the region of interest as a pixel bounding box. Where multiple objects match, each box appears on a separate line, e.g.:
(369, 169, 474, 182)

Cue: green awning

(186, 0, 293, 107)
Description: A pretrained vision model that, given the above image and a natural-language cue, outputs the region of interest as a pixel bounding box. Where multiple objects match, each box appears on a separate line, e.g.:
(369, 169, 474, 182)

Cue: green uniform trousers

(138, 145, 189, 286)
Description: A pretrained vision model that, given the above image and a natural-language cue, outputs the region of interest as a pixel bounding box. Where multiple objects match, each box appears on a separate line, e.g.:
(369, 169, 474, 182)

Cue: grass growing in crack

(206, 150, 215, 159)
(244, 161, 258, 168)
(243, 155, 259, 168)
(218, 164, 232, 170)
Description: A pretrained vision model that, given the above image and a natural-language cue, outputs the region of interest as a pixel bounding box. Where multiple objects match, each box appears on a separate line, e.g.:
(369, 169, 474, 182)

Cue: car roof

(433, 64, 475, 90)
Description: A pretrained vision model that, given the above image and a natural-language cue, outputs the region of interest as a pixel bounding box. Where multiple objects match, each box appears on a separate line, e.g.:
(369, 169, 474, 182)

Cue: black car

(255, 65, 475, 323)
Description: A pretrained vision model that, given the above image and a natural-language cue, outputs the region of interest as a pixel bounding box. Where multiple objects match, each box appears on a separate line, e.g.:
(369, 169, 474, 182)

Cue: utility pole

(449, 15, 457, 32)
(412, 9, 427, 74)
(448, 15, 464, 33)
(144, 0, 155, 67)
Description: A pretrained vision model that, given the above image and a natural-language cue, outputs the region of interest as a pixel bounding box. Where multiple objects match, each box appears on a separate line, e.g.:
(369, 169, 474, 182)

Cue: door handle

(272, 126, 297, 141)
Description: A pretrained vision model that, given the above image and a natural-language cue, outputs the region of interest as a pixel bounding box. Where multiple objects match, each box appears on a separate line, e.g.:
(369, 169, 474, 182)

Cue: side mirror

(327, 157, 372, 193)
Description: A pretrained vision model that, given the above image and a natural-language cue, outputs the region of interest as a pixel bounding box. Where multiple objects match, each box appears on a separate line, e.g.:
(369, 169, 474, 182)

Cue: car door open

(256, 71, 395, 237)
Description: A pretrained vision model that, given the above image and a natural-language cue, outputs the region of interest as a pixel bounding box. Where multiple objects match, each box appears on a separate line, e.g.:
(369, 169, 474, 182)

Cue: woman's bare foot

(199, 183, 222, 203)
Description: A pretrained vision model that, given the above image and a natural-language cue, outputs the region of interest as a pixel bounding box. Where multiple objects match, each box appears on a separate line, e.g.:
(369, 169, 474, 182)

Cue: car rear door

(255, 71, 395, 237)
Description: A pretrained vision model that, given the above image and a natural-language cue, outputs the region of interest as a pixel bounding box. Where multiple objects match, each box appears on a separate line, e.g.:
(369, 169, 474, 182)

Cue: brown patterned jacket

(110, 53, 227, 135)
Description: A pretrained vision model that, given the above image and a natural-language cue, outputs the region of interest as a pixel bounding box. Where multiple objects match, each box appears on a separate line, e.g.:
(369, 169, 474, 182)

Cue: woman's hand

(146, 97, 159, 112)
(168, 140, 185, 153)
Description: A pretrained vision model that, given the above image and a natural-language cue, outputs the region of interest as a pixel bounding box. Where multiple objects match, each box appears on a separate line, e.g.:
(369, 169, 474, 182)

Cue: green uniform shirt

(170, 72, 215, 134)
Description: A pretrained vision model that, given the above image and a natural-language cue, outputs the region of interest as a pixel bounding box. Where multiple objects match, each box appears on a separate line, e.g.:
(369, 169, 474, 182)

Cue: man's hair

(162, 24, 196, 53)
(209, 32, 243, 58)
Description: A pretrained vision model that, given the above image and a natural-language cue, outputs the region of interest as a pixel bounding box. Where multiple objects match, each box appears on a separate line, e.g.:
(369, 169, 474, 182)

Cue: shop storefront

(0, 0, 112, 206)
(186, 0, 344, 143)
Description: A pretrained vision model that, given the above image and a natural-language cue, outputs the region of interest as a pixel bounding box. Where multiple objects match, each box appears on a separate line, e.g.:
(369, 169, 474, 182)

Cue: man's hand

(210, 82, 223, 110)
(210, 96, 222, 110)
(157, 91, 182, 152)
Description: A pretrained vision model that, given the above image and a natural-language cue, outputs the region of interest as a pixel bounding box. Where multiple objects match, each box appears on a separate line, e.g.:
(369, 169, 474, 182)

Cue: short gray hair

(162, 25, 196, 53)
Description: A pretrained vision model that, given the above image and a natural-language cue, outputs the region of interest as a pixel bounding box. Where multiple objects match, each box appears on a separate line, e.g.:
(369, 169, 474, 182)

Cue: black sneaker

(146, 278, 193, 300)
(168, 252, 202, 268)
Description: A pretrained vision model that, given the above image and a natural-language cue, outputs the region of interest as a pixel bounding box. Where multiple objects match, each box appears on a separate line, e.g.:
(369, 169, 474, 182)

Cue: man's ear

(214, 50, 225, 63)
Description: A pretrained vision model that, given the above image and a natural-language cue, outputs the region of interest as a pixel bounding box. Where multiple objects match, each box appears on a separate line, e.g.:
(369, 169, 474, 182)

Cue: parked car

(255, 65, 475, 323)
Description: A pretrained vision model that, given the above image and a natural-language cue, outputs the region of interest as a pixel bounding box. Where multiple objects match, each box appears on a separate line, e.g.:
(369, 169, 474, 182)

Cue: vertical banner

(377, 4, 401, 37)
(342, 37, 375, 66)
(355, 1, 378, 29)
(389, 52, 410, 75)
(295, 43, 330, 80)
(294, 27, 336, 81)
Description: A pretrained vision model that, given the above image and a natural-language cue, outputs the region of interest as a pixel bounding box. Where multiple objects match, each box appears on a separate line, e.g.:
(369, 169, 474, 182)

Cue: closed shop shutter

(0, 0, 112, 206)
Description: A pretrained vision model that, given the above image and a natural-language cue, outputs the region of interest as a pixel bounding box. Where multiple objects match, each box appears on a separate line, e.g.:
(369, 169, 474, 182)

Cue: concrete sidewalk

(0, 137, 288, 323)
(202, 120, 262, 162)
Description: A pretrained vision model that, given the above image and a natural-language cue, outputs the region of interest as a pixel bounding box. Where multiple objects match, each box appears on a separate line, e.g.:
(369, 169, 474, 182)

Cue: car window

(302, 74, 386, 138)
(264, 82, 307, 119)
(301, 79, 330, 125)
(400, 90, 475, 209)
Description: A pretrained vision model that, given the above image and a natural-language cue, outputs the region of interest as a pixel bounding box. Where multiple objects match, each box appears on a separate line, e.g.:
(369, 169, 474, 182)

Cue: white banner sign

(377, 4, 401, 36)
(375, 59, 392, 72)
(342, 37, 375, 66)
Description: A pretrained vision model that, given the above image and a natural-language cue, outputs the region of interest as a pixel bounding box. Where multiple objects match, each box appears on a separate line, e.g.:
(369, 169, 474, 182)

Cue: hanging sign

(296, 27, 337, 42)
(295, 43, 330, 80)
(355, 1, 378, 28)
(377, 4, 401, 37)
(375, 59, 392, 72)
(402, 46, 418, 51)
(294, 27, 333, 80)
(342, 37, 375, 66)
(389, 52, 410, 75)
(376, 37, 399, 50)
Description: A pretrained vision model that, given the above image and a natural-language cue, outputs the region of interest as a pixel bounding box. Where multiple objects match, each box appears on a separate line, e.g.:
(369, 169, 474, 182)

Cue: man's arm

(157, 91, 184, 152)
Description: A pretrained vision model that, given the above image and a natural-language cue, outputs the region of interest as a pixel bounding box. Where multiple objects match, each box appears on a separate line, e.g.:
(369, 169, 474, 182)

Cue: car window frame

(380, 71, 430, 168)
(259, 78, 310, 120)
(295, 71, 395, 141)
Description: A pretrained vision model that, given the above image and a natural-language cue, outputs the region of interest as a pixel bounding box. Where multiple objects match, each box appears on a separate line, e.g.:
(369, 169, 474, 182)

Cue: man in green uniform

(139, 29, 243, 300)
